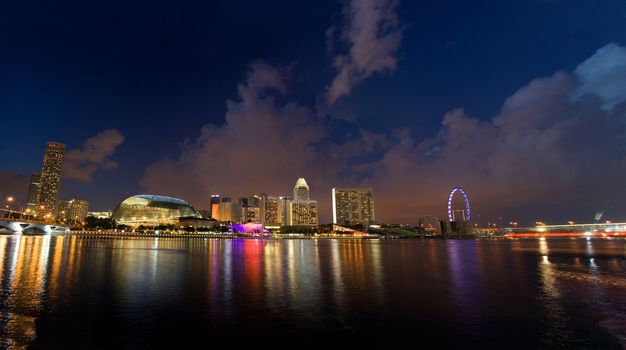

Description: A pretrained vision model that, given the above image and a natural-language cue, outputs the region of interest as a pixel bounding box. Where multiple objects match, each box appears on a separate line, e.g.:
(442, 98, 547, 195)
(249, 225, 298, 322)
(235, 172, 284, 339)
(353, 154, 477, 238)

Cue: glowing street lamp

(5, 196, 14, 219)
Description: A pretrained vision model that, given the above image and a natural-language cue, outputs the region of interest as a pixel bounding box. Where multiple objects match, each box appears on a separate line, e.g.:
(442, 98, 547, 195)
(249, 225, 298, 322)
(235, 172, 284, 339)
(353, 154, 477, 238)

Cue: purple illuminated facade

(230, 222, 269, 235)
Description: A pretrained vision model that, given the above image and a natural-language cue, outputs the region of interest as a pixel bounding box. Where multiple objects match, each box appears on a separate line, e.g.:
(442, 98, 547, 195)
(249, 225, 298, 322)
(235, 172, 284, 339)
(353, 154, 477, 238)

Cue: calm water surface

(0, 236, 625, 348)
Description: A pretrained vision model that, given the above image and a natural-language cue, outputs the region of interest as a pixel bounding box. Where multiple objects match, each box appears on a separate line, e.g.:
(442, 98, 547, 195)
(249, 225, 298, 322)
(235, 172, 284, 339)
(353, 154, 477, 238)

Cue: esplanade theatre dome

(111, 194, 201, 226)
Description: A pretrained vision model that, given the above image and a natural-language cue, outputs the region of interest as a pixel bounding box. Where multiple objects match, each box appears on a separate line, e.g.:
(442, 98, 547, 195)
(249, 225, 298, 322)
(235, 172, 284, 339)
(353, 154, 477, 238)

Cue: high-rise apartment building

(57, 198, 89, 223)
(281, 196, 292, 226)
(289, 201, 318, 227)
(26, 172, 41, 212)
(38, 142, 65, 215)
(69, 199, 89, 223)
(332, 188, 375, 225)
(262, 195, 281, 226)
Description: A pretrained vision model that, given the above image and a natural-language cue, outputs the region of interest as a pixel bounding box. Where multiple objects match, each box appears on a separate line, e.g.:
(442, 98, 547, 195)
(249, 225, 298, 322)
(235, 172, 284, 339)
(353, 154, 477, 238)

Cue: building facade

(57, 199, 90, 223)
(293, 178, 309, 201)
(210, 195, 221, 220)
(332, 188, 375, 225)
(26, 172, 41, 212)
(111, 194, 201, 226)
(38, 142, 65, 215)
(289, 201, 318, 227)
(88, 211, 112, 219)
(288, 178, 318, 227)
(262, 195, 281, 226)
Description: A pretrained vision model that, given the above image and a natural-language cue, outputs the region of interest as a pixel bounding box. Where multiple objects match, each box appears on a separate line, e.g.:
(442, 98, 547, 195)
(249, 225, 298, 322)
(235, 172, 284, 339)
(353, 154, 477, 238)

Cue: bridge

(0, 218, 70, 235)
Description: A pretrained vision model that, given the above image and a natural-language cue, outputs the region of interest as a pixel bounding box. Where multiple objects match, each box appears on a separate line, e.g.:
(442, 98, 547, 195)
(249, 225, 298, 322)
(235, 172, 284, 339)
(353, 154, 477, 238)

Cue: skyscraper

(56, 199, 72, 221)
(262, 195, 281, 226)
(69, 199, 89, 223)
(26, 172, 41, 212)
(332, 188, 375, 225)
(38, 142, 65, 215)
(289, 178, 318, 227)
(210, 195, 221, 220)
(293, 178, 309, 201)
(289, 201, 318, 227)
(280, 196, 292, 226)
(57, 198, 90, 223)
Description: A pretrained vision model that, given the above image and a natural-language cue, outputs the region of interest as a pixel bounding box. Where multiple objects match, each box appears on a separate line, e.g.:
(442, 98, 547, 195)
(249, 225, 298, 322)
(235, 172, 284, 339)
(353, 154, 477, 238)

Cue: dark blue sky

(2, 0, 626, 223)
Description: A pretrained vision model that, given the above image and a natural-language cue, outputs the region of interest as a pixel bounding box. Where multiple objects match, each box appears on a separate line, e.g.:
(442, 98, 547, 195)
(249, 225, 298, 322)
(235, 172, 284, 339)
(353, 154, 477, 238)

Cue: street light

(6, 196, 14, 219)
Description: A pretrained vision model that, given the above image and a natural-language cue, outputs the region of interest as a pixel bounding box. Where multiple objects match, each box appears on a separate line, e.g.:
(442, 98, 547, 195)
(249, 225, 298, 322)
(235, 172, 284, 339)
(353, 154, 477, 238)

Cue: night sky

(1, 0, 626, 225)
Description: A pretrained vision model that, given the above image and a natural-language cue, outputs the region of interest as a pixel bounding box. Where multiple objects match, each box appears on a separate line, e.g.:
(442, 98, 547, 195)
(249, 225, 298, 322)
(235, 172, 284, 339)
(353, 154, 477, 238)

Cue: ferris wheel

(447, 187, 470, 222)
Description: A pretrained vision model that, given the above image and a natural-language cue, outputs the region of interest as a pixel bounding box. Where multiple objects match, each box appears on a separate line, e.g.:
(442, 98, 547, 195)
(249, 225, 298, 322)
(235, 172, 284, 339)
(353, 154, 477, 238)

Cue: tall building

(70, 199, 89, 223)
(56, 200, 72, 221)
(332, 188, 375, 225)
(289, 201, 318, 227)
(280, 196, 292, 226)
(210, 195, 221, 220)
(245, 206, 261, 222)
(248, 195, 261, 208)
(26, 172, 41, 212)
(288, 178, 318, 227)
(262, 195, 281, 226)
(38, 142, 65, 215)
(219, 201, 241, 222)
(57, 199, 90, 223)
(293, 178, 309, 201)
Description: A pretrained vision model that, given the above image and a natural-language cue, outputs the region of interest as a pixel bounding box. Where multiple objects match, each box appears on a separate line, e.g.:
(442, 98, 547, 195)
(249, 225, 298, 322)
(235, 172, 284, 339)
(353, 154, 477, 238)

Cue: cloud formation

(326, 0, 403, 105)
(141, 62, 389, 216)
(572, 43, 626, 110)
(142, 43, 626, 224)
(64, 129, 125, 182)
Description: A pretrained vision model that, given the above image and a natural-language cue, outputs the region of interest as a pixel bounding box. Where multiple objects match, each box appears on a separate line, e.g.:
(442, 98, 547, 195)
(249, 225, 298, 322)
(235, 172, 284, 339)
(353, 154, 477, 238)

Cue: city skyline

(2, 1, 626, 225)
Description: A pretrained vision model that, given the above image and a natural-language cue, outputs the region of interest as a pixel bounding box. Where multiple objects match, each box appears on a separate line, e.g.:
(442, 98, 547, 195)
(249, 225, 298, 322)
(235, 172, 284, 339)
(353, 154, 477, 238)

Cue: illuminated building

(248, 195, 261, 208)
(111, 194, 201, 226)
(57, 199, 90, 223)
(262, 195, 281, 226)
(38, 142, 65, 215)
(210, 195, 221, 220)
(56, 200, 71, 221)
(26, 172, 41, 211)
(230, 222, 269, 235)
(238, 195, 262, 223)
(69, 199, 89, 223)
(281, 196, 292, 225)
(332, 188, 375, 225)
(289, 201, 318, 227)
(219, 201, 241, 222)
(245, 206, 261, 222)
(293, 178, 309, 201)
(288, 178, 318, 227)
(87, 211, 112, 219)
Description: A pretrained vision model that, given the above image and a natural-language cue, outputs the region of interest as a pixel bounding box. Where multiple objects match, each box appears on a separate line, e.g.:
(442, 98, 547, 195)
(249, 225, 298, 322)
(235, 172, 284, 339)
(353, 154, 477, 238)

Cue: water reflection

(0, 236, 51, 348)
(0, 236, 623, 348)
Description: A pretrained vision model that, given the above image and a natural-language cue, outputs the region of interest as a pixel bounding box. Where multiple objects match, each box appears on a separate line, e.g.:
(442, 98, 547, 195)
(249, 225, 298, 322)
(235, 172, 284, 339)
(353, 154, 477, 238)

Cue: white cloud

(64, 129, 125, 181)
(326, 0, 403, 105)
(572, 43, 626, 110)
